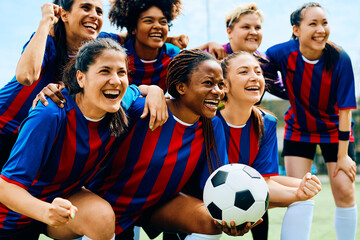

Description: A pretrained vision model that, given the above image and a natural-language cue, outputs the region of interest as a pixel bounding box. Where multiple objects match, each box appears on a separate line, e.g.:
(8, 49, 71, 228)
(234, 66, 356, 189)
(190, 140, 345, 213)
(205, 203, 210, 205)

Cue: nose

(317, 24, 325, 33)
(89, 8, 98, 20)
(249, 27, 257, 34)
(211, 84, 223, 96)
(109, 72, 121, 86)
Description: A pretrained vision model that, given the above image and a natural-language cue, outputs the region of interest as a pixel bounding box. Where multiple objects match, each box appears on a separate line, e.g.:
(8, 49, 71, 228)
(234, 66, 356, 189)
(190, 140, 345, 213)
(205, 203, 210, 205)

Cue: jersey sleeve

(336, 50, 357, 109)
(97, 32, 123, 45)
(251, 114, 279, 177)
(121, 85, 141, 110)
(20, 33, 56, 76)
(1, 100, 64, 188)
(264, 47, 289, 100)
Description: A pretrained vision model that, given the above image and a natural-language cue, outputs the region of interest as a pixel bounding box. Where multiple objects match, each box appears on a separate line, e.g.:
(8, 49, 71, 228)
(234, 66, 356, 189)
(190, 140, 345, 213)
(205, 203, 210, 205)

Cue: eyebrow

(141, 16, 167, 20)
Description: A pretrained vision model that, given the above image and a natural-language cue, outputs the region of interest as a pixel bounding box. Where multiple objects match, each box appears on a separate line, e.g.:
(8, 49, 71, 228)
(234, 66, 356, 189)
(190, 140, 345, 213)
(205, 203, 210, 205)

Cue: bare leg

(47, 188, 115, 240)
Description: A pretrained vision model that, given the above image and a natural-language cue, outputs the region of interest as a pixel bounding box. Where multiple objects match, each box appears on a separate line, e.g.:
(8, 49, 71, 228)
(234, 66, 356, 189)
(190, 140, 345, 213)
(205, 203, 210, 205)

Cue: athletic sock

(335, 205, 358, 240)
(281, 200, 314, 240)
(184, 233, 222, 240)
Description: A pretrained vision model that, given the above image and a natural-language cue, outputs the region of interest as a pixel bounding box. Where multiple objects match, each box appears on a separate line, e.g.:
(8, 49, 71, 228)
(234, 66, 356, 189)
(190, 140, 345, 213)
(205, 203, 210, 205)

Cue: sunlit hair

(109, 0, 182, 40)
(52, 0, 75, 78)
(225, 2, 264, 30)
(167, 49, 223, 173)
(221, 51, 268, 143)
(290, 2, 340, 71)
(62, 38, 128, 137)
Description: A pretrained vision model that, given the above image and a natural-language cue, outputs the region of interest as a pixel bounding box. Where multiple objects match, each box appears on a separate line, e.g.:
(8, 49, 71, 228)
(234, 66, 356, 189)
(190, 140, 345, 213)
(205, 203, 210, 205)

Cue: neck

(299, 44, 323, 61)
(75, 93, 105, 120)
(221, 99, 252, 125)
(134, 40, 160, 60)
(167, 99, 200, 124)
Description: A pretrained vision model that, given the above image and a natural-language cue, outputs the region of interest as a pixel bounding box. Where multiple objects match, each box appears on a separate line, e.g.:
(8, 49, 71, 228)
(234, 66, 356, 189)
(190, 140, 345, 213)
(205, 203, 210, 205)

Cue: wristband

(338, 130, 350, 141)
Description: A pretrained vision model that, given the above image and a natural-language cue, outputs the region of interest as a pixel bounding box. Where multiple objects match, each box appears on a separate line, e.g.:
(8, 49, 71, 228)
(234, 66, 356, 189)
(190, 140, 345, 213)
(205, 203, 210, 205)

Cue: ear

(292, 25, 300, 38)
(60, 8, 69, 23)
(226, 27, 232, 40)
(224, 80, 230, 94)
(176, 82, 187, 96)
(76, 70, 85, 89)
(132, 28, 137, 37)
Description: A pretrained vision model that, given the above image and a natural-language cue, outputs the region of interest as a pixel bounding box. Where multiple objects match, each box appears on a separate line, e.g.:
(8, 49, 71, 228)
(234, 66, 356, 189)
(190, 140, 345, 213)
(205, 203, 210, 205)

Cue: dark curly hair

(109, 0, 182, 38)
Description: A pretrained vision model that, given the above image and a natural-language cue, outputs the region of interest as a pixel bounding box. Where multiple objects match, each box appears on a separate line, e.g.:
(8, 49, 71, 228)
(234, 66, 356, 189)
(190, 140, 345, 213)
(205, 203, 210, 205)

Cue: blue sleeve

(264, 46, 289, 100)
(336, 51, 357, 109)
(251, 114, 279, 176)
(98, 32, 122, 45)
(21, 33, 56, 75)
(164, 43, 181, 58)
(121, 85, 141, 110)
(1, 101, 64, 187)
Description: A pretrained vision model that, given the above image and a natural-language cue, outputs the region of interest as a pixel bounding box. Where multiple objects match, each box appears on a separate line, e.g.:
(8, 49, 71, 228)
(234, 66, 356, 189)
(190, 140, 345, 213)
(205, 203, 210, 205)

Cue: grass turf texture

(39, 182, 360, 240)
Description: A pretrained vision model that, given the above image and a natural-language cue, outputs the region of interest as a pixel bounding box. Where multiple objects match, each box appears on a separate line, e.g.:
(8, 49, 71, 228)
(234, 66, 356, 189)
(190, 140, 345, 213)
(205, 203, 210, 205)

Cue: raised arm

(16, 3, 61, 86)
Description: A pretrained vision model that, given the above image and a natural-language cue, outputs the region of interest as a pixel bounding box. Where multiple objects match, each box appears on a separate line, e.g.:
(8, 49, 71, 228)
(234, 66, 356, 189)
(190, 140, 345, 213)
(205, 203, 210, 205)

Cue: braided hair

(167, 49, 223, 173)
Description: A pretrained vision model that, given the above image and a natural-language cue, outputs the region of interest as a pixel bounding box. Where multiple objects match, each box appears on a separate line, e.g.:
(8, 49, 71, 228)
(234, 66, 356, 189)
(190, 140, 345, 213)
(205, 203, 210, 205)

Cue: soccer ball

(203, 163, 269, 229)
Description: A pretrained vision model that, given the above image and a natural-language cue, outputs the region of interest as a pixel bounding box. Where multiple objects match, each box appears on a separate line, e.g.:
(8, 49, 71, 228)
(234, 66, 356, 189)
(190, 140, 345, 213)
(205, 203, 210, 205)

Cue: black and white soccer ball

(203, 163, 269, 229)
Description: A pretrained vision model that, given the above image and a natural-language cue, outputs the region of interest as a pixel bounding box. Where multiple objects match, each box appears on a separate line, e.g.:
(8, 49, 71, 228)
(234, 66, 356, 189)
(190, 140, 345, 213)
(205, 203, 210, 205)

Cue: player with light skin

(83, 50, 261, 240)
(0, 38, 131, 240)
(265, 2, 357, 240)
(220, 51, 322, 207)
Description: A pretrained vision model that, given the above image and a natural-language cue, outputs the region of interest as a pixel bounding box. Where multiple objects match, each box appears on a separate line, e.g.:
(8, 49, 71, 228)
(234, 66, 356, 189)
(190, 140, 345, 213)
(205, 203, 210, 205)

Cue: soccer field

(39, 182, 360, 240)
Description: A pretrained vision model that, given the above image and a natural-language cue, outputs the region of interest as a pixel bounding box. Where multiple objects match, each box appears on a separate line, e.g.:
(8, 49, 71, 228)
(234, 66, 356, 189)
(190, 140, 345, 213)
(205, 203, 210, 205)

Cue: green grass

(40, 182, 360, 240)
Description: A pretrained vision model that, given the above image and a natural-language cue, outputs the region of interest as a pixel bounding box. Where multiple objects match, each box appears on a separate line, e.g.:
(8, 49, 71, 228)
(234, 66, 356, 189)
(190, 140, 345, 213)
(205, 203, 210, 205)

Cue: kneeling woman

(219, 51, 322, 239)
(0, 38, 131, 240)
(87, 50, 255, 240)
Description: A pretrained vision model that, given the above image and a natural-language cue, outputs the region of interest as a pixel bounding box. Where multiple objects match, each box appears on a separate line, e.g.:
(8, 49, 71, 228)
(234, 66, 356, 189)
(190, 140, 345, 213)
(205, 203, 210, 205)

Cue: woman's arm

(195, 42, 227, 60)
(16, 3, 60, 86)
(334, 109, 357, 181)
(0, 178, 77, 227)
(267, 173, 321, 208)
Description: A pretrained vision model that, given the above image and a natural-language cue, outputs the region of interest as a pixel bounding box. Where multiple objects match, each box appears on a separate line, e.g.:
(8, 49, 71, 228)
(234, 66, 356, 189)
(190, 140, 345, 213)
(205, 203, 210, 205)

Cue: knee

(333, 183, 355, 206)
(84, 200, 115, 240)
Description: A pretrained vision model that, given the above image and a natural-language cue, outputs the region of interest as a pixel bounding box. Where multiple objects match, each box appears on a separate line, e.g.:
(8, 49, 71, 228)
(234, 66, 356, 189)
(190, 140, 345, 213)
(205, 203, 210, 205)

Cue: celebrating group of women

(0, 0, 356, 240)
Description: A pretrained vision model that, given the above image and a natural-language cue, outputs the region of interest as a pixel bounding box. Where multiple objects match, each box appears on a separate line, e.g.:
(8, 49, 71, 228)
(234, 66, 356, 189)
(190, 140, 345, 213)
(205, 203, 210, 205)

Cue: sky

(0, 0, 359, 97)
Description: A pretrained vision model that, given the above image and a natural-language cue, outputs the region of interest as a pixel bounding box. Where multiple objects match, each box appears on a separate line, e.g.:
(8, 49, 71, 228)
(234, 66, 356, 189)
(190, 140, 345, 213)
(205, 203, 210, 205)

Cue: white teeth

(150, 34, 162, 38)
(204, 99, 219, 105)
(245, 87, 260, 90)
(103, 90, 119, 95)
(84, 23, 97, 30)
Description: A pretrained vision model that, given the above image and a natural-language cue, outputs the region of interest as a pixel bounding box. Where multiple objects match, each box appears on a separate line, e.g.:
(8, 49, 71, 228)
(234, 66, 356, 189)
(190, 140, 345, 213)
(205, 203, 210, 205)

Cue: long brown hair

(167, 49, 223, 173)
(62, 38, 128, 137)
(221, 51, 267, 143)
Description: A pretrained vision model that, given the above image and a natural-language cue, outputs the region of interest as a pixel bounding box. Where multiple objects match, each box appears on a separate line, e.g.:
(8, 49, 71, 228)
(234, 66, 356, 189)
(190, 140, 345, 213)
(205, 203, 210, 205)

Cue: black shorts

(282, 140, 356, 162)
(0, 222, 46, 240)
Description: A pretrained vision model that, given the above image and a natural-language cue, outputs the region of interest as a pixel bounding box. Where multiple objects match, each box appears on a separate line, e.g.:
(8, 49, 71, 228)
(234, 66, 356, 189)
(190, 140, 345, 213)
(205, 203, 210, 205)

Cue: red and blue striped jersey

(217, 110, 279, 177)
(88, 98, 228, 235)
(0, 89, 118, 230)
(98, 32, 180, 92)
(0, 33, 57, 136)
(266, 39, 357, 143)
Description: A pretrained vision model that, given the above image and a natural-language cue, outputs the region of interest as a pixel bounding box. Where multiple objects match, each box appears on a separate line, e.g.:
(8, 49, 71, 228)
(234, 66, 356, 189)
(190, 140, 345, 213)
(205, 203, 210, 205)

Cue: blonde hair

(225, 2, 264, 29)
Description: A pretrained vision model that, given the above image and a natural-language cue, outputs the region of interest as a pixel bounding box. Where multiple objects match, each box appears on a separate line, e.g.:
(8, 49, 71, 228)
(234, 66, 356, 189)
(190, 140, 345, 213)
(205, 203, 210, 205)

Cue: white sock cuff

(185, 233, 222, 240)
(288, 199, 315, 208)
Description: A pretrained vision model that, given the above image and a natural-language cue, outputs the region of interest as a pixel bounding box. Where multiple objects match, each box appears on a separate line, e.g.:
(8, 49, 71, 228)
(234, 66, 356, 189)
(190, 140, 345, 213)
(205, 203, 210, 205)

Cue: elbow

(16, 72, 39, 86)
